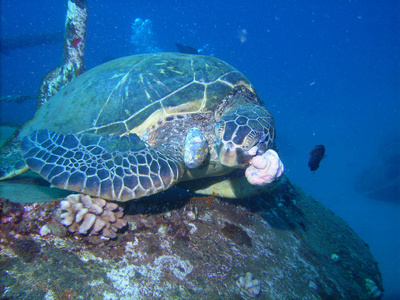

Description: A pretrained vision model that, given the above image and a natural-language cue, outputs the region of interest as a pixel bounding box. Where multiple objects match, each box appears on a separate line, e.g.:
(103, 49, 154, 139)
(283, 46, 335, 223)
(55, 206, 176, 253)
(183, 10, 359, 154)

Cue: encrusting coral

(236, 272, 261, 297)
(59, 194, 127, 238)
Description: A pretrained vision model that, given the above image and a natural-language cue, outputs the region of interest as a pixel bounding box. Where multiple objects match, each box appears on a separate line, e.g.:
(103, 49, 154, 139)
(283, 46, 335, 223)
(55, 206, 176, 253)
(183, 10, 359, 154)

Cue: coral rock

(13, 238, 41, 263)
(39, 224, 51, 236)
(237, 272, 261, 297)
(79, 213, 96, 234)
(59, 194, 127, 238)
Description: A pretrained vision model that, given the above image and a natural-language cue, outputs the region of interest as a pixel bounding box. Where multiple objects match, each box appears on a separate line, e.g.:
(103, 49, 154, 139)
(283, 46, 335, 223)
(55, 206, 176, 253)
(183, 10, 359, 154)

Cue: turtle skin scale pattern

(21, 129, 184, 201)
(214, 105, 276, 166)
(216, 105, 275, 150)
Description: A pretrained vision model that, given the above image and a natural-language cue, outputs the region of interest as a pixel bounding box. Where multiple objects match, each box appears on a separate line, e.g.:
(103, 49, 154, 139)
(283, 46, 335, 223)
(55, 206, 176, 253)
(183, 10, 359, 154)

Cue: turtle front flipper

(184, 127, 208, 169)
(21, 130, 184, 202)
(0, 128, 30, 180)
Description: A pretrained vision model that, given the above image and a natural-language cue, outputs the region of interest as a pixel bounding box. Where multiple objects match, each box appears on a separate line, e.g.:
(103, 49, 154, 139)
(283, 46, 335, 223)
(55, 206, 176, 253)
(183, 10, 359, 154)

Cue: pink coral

(59, 194, 127, 238)
(245, 149, 284, 186)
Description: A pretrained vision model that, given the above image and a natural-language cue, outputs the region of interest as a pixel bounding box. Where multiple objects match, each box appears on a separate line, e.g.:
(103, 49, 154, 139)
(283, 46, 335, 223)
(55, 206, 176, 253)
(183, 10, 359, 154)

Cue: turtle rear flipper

(21, 130, 184, 202)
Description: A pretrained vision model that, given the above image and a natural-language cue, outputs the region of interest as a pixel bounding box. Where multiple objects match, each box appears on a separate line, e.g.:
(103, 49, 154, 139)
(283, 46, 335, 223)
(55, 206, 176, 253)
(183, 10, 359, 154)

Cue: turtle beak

(215, 141, 236, 167)
(215, 140, 252, 167)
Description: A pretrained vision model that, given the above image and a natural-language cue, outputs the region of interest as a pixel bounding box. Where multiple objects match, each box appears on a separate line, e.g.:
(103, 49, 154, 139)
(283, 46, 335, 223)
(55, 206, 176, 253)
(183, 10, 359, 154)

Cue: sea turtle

(3, 53, 284, 201)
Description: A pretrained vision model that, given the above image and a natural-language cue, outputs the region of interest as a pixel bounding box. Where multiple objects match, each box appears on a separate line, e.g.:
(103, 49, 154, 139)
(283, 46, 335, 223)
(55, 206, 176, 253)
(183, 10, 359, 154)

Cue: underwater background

(0, 0, 399, 298)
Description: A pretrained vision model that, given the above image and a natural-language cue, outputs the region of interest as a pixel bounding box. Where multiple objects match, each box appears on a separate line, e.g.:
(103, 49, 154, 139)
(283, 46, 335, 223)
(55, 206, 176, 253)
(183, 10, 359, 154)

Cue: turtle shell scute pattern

(19, 53, 254, 139)
(21, 129, 184, 202)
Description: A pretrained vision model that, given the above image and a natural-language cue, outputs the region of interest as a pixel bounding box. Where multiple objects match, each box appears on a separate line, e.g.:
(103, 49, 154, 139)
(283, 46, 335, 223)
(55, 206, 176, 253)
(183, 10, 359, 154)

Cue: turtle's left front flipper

(0, 128, 29, 180)
(21, 130, 184, 201)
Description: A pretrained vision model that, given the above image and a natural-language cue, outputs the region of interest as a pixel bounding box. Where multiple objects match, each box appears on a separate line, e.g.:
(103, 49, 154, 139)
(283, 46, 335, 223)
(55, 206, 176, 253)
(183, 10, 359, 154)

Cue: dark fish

(175, 43, 199, 54)
(308, 145, 325, 172)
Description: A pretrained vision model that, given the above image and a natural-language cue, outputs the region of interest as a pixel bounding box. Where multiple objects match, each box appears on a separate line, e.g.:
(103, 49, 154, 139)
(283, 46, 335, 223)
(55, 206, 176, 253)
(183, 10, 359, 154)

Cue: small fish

(175, 43, 199, 55)
(308, 145, 325, 172)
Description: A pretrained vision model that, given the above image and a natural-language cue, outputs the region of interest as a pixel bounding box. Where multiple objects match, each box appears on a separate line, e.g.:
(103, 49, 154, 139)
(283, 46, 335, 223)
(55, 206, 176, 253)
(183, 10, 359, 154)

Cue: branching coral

(59, 194, 127, 238)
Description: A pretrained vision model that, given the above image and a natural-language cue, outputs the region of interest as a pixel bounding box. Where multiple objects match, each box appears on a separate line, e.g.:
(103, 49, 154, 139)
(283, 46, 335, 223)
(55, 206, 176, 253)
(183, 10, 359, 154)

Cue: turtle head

(214, 105, 275, 167)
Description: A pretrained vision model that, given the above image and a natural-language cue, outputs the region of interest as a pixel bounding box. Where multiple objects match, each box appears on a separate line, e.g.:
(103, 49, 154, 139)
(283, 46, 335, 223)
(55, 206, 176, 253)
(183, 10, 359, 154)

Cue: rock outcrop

(0, 176, 383, 299)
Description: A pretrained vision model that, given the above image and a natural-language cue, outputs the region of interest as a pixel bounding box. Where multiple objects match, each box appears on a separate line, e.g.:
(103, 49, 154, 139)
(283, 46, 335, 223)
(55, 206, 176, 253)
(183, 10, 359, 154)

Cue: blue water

(1, 0, 399, 298)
